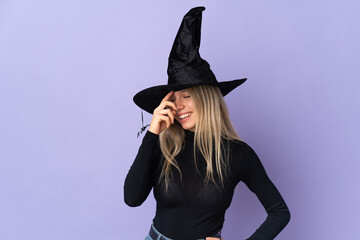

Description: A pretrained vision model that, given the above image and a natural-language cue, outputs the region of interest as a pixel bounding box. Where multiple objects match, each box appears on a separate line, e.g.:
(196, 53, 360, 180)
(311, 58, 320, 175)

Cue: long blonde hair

(158, 85, 242, 191)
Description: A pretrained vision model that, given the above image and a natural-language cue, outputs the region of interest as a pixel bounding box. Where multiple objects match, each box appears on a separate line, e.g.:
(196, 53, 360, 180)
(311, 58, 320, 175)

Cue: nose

(174, 99, 185, 110)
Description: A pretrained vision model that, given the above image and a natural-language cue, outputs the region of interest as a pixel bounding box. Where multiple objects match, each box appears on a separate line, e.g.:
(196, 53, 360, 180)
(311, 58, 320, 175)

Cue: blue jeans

(145, 224, 222, 240)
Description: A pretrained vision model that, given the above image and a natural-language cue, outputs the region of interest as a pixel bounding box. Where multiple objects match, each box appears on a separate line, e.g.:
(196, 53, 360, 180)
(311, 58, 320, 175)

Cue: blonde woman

(124, 7, 290, 240)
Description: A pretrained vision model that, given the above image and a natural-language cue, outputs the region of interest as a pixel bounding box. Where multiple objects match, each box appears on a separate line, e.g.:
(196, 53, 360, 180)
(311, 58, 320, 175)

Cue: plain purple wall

(1, 0, 359, 239)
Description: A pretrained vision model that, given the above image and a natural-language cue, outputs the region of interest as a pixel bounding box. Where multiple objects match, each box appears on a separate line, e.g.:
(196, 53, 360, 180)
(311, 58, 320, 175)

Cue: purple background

(1, 0, 359, 239)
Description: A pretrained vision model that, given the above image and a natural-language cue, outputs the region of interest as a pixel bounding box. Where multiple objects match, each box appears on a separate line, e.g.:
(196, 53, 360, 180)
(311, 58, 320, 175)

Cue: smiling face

(170, 89, 196, 132)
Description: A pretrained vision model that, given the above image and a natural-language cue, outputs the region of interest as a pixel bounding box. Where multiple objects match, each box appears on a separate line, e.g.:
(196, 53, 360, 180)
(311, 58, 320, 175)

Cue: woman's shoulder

(227, 138, 251, 151)
(226, 138, 259, 163)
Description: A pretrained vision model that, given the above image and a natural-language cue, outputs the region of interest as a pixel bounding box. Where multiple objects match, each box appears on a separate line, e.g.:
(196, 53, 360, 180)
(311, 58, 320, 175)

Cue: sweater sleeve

(238, 143, 291, 240)
(123, 130, 161, 207)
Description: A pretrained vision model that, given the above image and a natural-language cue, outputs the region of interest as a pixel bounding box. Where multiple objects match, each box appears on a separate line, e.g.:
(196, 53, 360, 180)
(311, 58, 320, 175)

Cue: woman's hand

(148, 91, 177, 135)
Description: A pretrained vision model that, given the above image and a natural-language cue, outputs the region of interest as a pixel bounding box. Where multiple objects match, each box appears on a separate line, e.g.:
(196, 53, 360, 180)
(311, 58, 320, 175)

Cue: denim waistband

(148, 224, 222, 240)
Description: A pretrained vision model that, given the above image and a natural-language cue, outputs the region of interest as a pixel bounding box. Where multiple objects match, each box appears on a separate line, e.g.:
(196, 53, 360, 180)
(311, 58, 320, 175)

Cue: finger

(154, 104, 175, 118)
(154, 92, 175, 113)
(158, 109, 175, 124)
(161, 91, 174, 104)
(160, 100, 177, 111)
(159, 115, 171, 128)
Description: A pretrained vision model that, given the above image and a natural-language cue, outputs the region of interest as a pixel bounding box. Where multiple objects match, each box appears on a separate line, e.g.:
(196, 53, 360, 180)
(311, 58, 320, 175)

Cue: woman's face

(170, 89, 196, 132)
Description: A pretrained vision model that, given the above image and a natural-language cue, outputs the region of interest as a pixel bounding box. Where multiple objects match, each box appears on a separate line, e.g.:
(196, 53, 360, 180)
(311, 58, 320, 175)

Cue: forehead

(174, 89, 189, 94)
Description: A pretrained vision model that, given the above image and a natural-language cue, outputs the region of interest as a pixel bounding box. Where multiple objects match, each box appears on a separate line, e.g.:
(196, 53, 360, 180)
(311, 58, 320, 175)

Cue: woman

(124, 7, 290, 240)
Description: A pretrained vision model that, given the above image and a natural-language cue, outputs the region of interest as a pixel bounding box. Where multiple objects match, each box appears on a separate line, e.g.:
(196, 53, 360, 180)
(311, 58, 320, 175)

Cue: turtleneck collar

(184, 129, 195, 139)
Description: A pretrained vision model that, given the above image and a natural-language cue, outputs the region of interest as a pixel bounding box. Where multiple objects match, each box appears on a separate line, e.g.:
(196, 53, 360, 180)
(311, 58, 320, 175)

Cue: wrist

(148, 127, 160, 135)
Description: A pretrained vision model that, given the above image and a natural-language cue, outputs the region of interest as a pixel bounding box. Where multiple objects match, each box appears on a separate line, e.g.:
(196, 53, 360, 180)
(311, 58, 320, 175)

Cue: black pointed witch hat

(133, 6, 247, 114)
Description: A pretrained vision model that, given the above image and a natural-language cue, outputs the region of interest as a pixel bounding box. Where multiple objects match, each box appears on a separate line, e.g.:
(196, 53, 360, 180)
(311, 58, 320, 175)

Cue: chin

(182, 124, 195, 131)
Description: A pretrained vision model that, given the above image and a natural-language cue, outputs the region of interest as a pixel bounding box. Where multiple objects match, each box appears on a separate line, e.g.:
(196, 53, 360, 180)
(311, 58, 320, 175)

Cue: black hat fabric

(133, 6, 247, 114)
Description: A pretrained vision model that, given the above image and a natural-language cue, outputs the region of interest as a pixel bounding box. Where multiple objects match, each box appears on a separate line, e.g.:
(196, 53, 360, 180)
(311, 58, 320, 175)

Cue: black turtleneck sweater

(124, 130, 290, 240)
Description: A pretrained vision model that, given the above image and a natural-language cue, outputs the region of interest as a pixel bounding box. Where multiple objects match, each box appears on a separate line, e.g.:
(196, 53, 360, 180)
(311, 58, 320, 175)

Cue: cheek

(188, 101, 196, 121)
(187, 99, 195, 110)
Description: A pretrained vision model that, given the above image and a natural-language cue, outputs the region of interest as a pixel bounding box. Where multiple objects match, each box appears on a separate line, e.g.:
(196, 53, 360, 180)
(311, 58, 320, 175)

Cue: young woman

(124, 7, 290, 240)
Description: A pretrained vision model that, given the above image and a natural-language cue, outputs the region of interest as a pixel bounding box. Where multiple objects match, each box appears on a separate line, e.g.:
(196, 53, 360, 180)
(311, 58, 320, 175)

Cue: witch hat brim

(133, 78, 246, 114)
(133, 6, 247, 114)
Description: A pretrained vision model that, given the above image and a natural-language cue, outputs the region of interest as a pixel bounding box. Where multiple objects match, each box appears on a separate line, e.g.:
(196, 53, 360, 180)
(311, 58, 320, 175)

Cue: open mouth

(178, 112, 192, 121)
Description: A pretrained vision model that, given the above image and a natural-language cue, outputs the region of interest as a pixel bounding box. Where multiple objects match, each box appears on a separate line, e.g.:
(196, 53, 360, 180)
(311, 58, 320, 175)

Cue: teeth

(179, 113, 191, 119)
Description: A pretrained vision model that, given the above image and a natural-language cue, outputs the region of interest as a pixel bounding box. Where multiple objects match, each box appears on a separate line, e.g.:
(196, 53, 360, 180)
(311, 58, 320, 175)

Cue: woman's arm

(123, 130, 161, 207)
(124, 91, 176, 207)
(239, 143, 291, 239)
